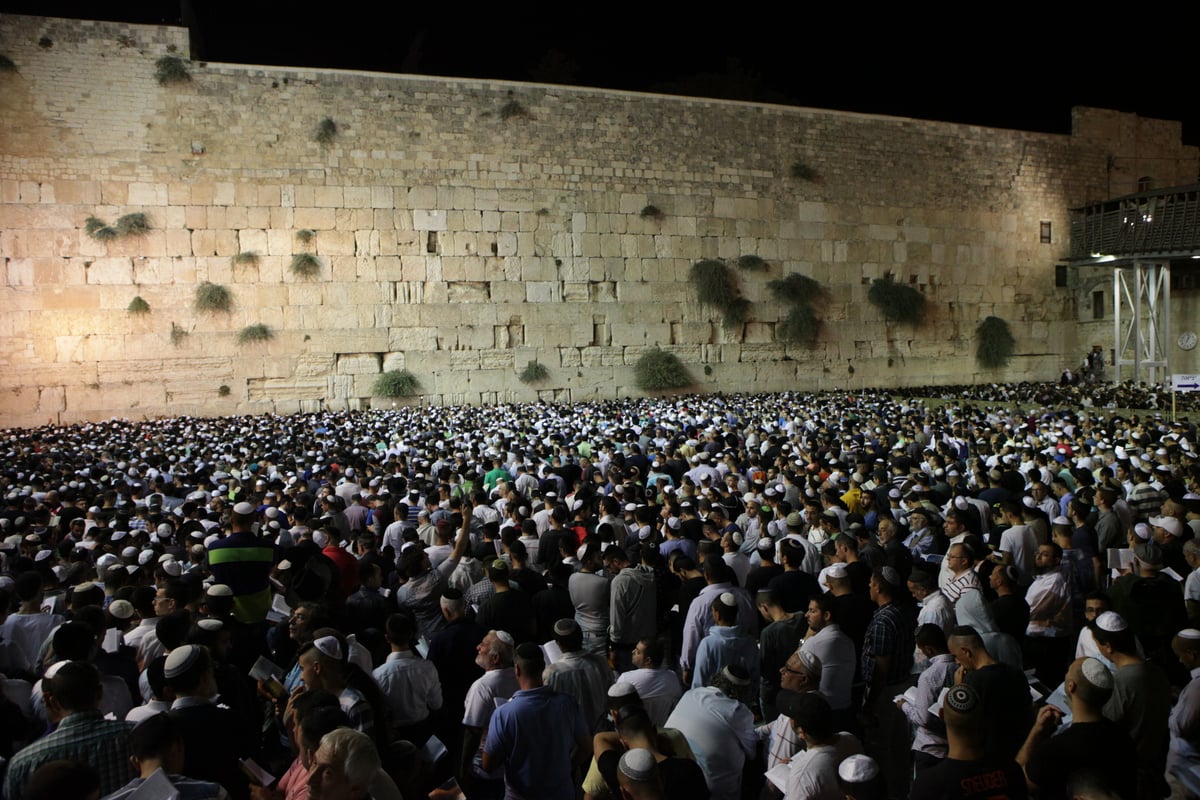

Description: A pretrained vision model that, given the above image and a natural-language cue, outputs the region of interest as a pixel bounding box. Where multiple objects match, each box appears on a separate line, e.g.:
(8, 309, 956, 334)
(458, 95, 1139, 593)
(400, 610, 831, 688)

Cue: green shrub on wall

(518, 361, 550, 384)
(976, 315, 1016, 369)
(868, 276, 925, 325)
(154, 56, 191, 85)
(633, 348, 691, 391)
(777, 305, 820, 346)
(114, 213, 151, 236)
(237, 324, 274, 345)
(290, 253, 322, 278)
(194, 282, 232, 314)
(767, 273, 821, 304)
(688, 259, 749, 330)
(736, 255, 768, 272)
(127, 295, 150, 314)
(373, 370, 420, 398)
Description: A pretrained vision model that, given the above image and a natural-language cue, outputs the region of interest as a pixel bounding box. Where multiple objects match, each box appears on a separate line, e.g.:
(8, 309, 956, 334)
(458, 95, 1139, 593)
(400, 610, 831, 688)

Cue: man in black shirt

(1017, 657, 1136, 800)
(910, 684, 1027, 800)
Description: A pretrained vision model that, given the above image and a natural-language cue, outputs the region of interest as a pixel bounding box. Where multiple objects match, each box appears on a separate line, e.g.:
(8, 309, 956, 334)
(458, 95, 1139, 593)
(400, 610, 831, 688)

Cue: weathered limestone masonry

(1, 15, 1196, 427)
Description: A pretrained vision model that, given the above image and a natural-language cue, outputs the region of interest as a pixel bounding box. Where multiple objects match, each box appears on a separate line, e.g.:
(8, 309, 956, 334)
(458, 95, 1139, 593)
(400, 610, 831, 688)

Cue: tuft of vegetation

(194, 282, 232, 314)
(289, 253, 322, 278)
(113, 212, 151, 236)
(84, 216, 118, 241)
(127, 295, 150, 314)
(218, 384, 231, 397)
(169, 322, 188, 347)
(777, 304, 821, 346)
(640, 205, 664, 220)
(736, 254, 768, 272)
(688, 259, 750, 330)
(373, 369, 421, 398)
(499, 99, 528, 120)
(237, 323, 274, 345)
(768, 273, 822, 304)
(689, 259, 737, 306)
(536, 207, 550, 216)
(314, 117, 337, 145)
(518, 361, 550, 384)
(232, 251, 260, 267)
(868, 276, 926, 325)
(154, 55, 191, 85)
(0, 55, 16, 72)
(790, 161, 820, 182)
(976, 315, 1016, 369)
(295, 229, 316, 245)
(722, 296, 752, 330)
(633, 348, 692, 392)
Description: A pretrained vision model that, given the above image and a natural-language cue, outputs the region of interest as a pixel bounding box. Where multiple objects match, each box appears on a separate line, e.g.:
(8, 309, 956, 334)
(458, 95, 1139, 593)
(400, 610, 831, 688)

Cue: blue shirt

(484, 686, 589, 800)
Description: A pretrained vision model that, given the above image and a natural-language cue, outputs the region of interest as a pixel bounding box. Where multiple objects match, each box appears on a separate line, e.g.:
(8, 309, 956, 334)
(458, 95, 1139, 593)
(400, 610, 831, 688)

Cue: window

(1055, 265, 1068, 288)
(426, 231, 438, 254)
(1040, 221, 1052, 244)
(1137, 176, 1154, 193)
(1092, 290, 1104, 320)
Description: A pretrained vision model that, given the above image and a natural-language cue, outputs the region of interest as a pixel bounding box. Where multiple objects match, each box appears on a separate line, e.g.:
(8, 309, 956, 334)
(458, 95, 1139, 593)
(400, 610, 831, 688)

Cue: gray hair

(319, 727, 380, 787)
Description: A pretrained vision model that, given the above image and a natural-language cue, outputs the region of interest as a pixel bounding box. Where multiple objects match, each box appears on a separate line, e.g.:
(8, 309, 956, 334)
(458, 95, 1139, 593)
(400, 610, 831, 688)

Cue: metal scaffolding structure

(1071, 185, 1200, 385)
(1112, 262, 1170, 384)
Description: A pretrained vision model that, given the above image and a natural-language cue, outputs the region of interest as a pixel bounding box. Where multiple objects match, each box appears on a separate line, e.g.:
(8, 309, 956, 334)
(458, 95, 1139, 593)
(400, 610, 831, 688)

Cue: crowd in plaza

(0, 384, 1199, 800)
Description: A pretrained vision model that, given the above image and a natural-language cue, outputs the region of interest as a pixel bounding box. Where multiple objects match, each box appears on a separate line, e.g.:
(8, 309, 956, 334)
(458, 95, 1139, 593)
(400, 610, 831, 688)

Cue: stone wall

(1, 15, 1197, 427)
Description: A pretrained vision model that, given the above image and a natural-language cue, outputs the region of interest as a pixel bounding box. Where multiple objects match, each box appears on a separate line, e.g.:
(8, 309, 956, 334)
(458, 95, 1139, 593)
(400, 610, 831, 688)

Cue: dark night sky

(3, 2, 1198, 145)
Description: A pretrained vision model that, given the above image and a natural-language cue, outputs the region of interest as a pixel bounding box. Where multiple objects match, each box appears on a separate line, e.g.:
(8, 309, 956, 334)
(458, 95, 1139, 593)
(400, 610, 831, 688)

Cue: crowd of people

(0, 385, 1198, 800)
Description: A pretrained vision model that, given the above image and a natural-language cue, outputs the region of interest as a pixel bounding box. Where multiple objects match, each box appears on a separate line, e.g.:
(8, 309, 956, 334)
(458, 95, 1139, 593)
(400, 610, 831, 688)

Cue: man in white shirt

(373, 614, 442, 742)
(665, 668, 757, 800)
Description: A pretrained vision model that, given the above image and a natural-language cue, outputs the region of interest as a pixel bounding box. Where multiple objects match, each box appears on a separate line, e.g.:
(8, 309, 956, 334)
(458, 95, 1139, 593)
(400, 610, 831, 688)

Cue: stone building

(1, 14, 1197, 426)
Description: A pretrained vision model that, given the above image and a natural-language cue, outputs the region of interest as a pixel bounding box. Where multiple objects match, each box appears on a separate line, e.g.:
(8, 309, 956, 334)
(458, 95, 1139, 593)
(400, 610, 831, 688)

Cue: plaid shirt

(861, 602, 914, 689)
(3, 711, 133, 800)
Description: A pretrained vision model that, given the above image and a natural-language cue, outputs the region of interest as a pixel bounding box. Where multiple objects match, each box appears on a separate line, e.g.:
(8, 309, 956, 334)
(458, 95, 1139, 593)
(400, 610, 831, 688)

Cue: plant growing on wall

(154, 55, 191, 85)
(314, 117, 337, 145)
(218, 384, 231, 397)
(499, 99, 528, 120)
(84, 216, 118, 241)
(237, 324, 274, 344)
(127, 296, 150, 314)
(232, 251, 260, 267)
(634, 348, 692, 391)
(0, 55, 16, 72)
(194, 282, 232, 314)
(976, 315, 1016, 369)
(114, 213, 151, 236)
(767, 273, 820, 304)
(736, 255, 768, 272)
(290, 253, 322, 278)
(790, 161, 821, 182)
(777, 304, 821, 347)
(868, 276, 925, 325)
(518, 361, 550, 384)
(373, 370, 421, 398)
(689, 259, 750, 330)
(768, 273, 824, 347)
(296, 229, 316, 245)
(169, 322, 188, 347)
(640, 205, 664, 220)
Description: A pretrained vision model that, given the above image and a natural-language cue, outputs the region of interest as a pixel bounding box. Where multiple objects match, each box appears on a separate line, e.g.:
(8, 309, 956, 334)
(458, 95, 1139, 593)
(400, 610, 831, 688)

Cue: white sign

(1173, 374, 1200, 392)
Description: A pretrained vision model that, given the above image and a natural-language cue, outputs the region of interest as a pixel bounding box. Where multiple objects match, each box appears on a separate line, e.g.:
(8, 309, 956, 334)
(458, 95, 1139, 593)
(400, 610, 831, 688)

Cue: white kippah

(1178, 628, 1200, 641)
(826, 563, 848, 580)
(1095, 611, 1127, 632)
(619, 748, 657, 782)
(233, 502, 256, 515)
(164, 644, 202, 678)
(312, 635, 343, 661)
(838, 754, 880, 783)
(1080, 657, 1113, 689)
(313, 531, 329, 548)
(718, 591, 736, 606)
